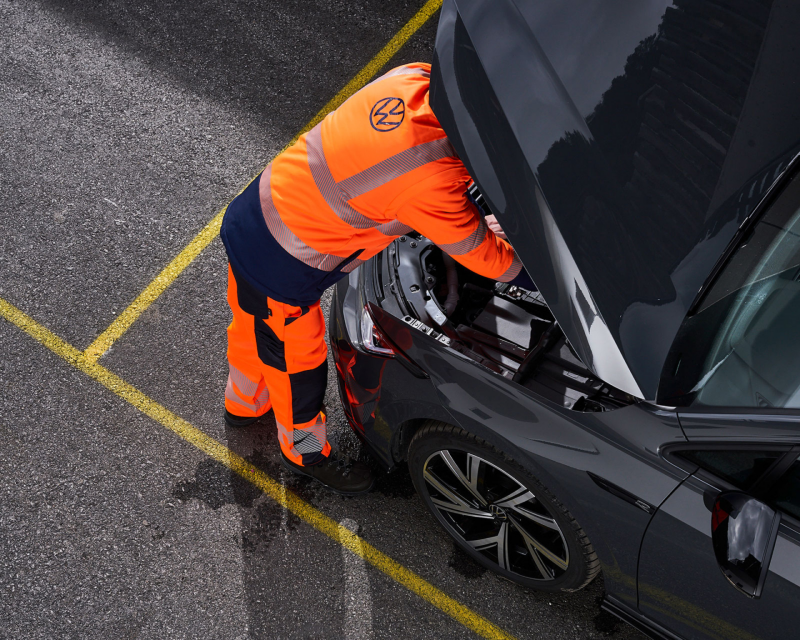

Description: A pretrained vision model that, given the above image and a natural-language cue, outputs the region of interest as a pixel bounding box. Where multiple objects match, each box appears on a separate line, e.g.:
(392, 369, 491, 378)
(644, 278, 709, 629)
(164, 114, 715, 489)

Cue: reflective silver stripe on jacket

(372, 219, 413, 237)
(263, 127, 458, 272)
(306, 125, 379, 230)
(496, 255, 524, 283)
(437, 216, 489, 255)
(338, 137, 457, 200)
(261, 165, 365, 272)
(306, 124, 455, 237)
(341, 258, 364, 274)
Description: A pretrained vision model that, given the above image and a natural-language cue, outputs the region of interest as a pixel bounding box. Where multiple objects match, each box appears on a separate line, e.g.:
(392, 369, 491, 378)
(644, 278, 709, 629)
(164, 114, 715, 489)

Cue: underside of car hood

(430, 0, 800, 400)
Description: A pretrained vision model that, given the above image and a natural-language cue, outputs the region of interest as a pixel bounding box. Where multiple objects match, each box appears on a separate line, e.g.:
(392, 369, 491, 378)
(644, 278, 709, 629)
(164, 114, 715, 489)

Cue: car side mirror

(711, 491, 781, 598)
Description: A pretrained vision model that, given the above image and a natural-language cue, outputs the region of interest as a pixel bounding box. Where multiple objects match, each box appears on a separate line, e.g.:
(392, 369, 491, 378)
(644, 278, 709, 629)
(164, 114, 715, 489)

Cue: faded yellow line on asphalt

(83, 0, 443, 362)
(0, 296, 516, 640)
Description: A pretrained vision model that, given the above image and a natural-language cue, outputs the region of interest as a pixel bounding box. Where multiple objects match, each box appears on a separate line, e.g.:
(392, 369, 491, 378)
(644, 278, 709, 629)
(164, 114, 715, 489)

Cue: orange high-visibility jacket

(221, 63, 522, 306)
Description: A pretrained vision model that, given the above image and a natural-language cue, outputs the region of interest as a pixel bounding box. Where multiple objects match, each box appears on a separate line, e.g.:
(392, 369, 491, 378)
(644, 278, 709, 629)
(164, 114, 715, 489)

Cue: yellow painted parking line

(292, 0, 444, 140)
(0, 295, 516, 640)
(83, 0, 443, 362)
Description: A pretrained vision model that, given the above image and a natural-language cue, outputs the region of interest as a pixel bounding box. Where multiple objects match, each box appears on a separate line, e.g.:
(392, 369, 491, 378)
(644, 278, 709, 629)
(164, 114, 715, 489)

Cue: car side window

(678, 449, 783, 490)
(660, 171, 800, 408)
(766, 455, 800, 520)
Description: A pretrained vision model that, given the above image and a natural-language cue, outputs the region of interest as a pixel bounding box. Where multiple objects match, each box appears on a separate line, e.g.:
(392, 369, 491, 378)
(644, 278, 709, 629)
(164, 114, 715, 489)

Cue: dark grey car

(330, 1, 800, 637)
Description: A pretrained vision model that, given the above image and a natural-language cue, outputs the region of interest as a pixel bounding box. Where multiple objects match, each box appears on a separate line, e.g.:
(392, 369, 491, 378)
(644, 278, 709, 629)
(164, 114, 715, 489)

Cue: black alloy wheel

(408, 421, 600, 592)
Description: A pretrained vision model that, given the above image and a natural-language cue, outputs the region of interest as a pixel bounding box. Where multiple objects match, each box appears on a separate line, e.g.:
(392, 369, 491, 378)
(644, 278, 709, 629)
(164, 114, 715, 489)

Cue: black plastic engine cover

(471, 297, 549, 349)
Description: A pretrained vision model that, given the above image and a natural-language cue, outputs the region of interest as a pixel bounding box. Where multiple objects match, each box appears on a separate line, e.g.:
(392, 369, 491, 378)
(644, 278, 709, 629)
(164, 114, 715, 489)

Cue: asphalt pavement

(0, 1, 643, 638)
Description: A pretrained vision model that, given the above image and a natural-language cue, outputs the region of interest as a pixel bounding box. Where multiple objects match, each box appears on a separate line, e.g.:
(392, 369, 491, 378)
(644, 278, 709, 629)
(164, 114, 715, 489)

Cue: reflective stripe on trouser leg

(241, 278, 330, 466)
(263, 302, 330, 466)
(225, 265, 273, 418)
(277, 413, 329, 465)
(225, 364, 271, 415)
(227, 265, 330, 464)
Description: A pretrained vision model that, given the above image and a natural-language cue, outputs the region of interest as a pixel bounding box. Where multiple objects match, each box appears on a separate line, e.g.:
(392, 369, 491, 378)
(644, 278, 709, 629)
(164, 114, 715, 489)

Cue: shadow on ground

(34, 0, 433, 137)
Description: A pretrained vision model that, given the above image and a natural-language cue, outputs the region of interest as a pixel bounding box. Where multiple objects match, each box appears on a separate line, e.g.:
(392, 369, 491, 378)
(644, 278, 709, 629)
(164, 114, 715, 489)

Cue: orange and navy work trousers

(225, 264, 331, 466)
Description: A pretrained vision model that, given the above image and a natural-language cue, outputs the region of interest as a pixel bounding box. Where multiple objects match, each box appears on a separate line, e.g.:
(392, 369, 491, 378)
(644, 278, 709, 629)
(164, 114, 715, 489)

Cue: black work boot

(280, 449, 375, 496)
(224, 409, 259, 428)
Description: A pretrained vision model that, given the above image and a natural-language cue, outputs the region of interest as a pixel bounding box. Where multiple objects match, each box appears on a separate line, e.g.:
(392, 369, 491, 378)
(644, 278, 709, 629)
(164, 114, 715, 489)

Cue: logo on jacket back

(370, 97, 405, 132)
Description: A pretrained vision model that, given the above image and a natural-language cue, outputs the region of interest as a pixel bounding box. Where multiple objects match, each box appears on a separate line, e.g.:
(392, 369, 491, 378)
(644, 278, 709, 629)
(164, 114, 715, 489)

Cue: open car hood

(430, 0, 800, 400)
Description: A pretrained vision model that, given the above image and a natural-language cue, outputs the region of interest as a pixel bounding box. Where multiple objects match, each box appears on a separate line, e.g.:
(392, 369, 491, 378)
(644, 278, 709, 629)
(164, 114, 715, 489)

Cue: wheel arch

(407, 419, 605, 591)
(397, 416, 635, 591)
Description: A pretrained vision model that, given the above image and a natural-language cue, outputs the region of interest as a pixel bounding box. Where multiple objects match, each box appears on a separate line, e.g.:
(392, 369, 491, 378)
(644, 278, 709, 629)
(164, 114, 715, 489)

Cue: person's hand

(485, 215, 507, 240)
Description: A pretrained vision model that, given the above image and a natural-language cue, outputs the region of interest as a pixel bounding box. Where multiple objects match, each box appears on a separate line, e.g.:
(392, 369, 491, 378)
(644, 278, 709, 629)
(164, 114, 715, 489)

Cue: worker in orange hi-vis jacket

(220, 62, 524, 495)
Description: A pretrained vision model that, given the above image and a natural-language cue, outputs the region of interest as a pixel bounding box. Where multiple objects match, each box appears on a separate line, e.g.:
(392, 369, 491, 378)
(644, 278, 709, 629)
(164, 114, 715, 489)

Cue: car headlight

(360, 305, 395, 356)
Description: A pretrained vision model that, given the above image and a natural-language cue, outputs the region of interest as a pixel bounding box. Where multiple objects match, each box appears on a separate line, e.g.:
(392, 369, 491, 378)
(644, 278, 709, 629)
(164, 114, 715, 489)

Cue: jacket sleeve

(391, 166, 523, 282)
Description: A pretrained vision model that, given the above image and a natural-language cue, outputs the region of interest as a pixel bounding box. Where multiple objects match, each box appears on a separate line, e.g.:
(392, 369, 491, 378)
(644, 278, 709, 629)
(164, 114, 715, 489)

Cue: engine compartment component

(471, 296, 550, 350)
(442, 254, 460, 316)
(379, 233, 634, 412)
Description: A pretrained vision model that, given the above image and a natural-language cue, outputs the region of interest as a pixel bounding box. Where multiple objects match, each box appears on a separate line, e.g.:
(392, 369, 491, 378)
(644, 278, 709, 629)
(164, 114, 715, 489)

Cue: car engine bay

(374, 228, 635, 413)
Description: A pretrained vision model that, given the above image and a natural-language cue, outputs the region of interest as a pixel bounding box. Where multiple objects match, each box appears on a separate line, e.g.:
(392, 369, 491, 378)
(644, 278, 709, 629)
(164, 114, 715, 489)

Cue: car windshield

(660, 171, 800, 408)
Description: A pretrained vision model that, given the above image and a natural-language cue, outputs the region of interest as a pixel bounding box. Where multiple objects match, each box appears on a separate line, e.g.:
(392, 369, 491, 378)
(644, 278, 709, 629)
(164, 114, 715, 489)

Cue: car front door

(636, 424, 800, 640)
(635, 158, 800, 639)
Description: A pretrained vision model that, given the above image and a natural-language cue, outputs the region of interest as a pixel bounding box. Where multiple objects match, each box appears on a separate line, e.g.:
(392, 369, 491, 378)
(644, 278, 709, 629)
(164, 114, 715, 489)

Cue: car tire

(408, 421, 600, 592)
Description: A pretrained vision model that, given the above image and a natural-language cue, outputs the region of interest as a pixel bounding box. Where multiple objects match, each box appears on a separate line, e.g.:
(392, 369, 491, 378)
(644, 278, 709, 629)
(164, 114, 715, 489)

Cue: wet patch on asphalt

(244, 449, 322, 504)
(172, 458, 261, 510)
(172, 457, 303, 553)
(240, 498, 301, 554)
